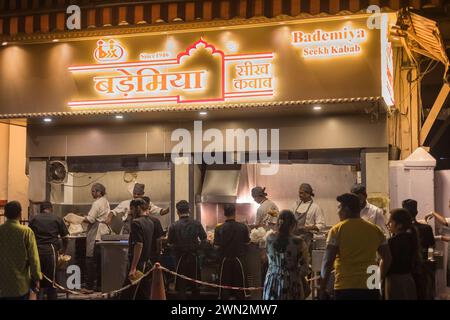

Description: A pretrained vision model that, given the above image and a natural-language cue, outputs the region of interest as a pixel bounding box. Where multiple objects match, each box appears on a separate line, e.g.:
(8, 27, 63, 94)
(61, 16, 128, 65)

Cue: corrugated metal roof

(394, 7, 449, 81)
(0, 0, 444, 41)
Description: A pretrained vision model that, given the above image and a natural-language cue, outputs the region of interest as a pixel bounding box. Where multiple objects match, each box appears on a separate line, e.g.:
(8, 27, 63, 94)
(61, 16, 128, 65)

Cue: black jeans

(334, 289, 380, 300)
(38, 251, 58, 300)
(174, 253, 200, 300)
(219, 257, 246, 300)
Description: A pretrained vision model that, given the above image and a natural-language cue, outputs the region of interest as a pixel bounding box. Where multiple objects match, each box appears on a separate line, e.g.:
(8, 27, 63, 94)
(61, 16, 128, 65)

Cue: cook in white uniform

(291, 183, 326, 232)
(83, 183, 111, 291)
(351, 184, 389, 236)
(251, 186, 279, 227)
(107, 183, 169, 233)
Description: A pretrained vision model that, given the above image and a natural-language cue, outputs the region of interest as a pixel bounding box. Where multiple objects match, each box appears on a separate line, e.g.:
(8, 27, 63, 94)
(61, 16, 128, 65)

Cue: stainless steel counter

(97, 241, 129, 293)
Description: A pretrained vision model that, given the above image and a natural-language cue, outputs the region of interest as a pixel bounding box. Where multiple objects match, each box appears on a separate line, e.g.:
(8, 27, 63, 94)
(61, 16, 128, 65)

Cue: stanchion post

(150, 263, 166, 300)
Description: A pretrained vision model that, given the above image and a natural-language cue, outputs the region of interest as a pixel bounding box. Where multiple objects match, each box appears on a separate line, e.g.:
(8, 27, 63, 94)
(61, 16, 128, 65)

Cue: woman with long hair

(385, 208, 422, 300)
(263, 210, 310, 300)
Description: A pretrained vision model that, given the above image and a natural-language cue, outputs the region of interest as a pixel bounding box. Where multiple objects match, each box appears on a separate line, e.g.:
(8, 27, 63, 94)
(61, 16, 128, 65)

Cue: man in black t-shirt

(168, 200, 207, 299)
(214, 204, 250, 300)
(403, 199, 435, 259)
(402, 199, 436, 300)
(29, 202, 69, 300)
(142, 196, 165, 264)
(121, 198, 154, 300)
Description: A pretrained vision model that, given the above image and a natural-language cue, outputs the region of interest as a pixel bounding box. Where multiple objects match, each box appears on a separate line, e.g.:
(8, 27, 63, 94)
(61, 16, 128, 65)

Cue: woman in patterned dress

(263, 210, 310, 300)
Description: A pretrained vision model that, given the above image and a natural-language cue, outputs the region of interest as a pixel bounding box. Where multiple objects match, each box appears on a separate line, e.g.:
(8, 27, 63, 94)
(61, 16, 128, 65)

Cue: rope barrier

(158, 264, 320, 291)
(101, 264, 157, 298)
(41, 264, 157, 299)
(41, 263, 322, 298)
(42, 274, 83, 296)
(159, 264, 263, 291)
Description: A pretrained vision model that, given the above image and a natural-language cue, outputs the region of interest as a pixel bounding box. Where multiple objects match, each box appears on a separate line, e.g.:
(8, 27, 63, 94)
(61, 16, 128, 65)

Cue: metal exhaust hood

(200, 166, 241, 203)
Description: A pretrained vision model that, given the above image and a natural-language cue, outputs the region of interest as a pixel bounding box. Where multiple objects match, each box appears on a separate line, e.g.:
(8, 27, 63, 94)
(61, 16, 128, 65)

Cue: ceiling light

(43, 118, 52, 123)
(115, 115, 124, 119)
(199, 111, 208, 116)
(313, 106, 322, 111)
(226, 41, 238, 53)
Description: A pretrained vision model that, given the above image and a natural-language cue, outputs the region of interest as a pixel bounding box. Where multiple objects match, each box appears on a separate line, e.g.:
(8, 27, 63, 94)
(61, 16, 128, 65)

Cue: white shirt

(111, 199, 162, 221)
(256, 199, 279, 226)
(86, 196, 111, 240)
(360, 202, 388, 236)
(291, 199, 326, 231)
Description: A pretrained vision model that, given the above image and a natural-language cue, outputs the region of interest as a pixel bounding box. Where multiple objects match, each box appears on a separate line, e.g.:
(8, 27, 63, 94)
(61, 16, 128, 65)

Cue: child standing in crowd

(385, 208, 421, 300)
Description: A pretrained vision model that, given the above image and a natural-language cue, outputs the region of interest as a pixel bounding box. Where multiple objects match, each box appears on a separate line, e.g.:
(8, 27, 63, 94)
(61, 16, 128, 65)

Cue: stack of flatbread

(64, 213, 88, 235)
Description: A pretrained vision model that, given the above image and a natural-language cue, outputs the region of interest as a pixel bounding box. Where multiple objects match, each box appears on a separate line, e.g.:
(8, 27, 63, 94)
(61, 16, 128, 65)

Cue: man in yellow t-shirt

(319, 193, 392, 300)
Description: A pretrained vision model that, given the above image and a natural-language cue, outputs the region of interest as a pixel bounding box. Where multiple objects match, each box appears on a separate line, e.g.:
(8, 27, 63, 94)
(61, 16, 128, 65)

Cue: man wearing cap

(251, 187, 279, 228)
(351, 184, 388, 236)
(167, 200, 207, 299)
(108, 183, 169, 234)
(291, 183, 326, 232)
(83, 183, 111, 292)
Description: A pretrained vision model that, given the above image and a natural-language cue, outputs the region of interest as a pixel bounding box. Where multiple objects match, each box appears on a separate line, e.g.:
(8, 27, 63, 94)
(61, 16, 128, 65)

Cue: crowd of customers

(261, 184, 441, 301)
(0, 182, 447, 300)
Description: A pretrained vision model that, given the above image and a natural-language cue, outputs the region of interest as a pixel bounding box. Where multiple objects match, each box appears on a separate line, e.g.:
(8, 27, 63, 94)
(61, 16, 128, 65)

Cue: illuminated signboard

(0, 14, 395, 115)
(68, 38, 274, 108)
(380, 14, 395, 107)
(291, 26, 367, 58)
